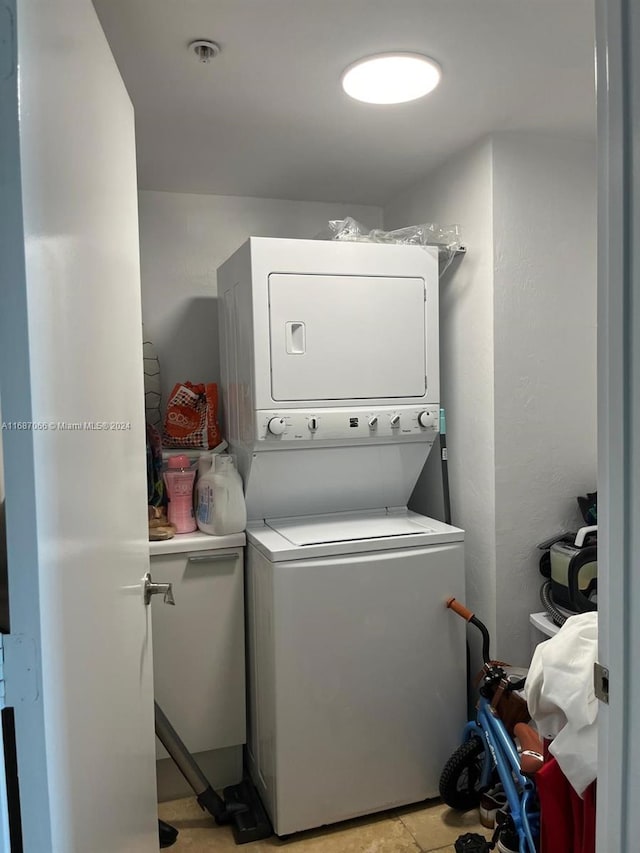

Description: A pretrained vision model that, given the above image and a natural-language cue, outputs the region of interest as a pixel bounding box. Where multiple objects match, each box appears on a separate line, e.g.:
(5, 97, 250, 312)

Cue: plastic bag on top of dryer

(317, 216, 465, 274)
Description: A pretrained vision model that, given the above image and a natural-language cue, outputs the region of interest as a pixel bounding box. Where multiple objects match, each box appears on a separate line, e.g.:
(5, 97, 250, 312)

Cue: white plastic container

(212, 455, 247, 535)
(195, 453, 216, 535)
(529, 611, 561, 661)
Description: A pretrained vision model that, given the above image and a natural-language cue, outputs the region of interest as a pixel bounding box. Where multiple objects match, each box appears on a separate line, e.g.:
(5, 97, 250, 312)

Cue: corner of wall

(382, 132, 597, 667)
(383, 138, 499, 646)
(490, 130, 597, 664)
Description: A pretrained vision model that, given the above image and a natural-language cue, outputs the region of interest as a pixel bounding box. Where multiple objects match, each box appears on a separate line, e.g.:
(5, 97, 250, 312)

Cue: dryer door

(268, 274, 427, 402)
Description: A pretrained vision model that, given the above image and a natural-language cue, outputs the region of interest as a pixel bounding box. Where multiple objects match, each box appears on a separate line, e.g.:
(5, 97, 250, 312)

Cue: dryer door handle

(286, 321, 306, 354)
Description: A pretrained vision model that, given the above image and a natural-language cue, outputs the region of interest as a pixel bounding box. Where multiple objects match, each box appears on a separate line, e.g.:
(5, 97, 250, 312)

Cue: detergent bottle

(195, 452, 216, 535)
(212, 455, 247, 535)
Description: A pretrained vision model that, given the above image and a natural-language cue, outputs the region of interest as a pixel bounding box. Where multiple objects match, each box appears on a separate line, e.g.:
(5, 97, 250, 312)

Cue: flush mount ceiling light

(341, 53, 441, 105)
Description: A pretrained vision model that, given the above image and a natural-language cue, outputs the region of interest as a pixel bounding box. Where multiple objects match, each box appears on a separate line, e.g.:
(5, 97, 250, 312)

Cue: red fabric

(580, 783, 596, 853)
(536, 756, 596, 853)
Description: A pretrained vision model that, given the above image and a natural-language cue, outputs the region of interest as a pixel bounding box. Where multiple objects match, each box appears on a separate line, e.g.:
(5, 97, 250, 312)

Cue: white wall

(385, 139, 498, 648)
(138, 191, 382, 408)
(385, 132, 597, 665)
(492, 132, 597, 662)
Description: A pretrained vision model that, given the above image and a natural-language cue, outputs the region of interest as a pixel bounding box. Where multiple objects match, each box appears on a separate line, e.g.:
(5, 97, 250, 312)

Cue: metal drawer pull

(187, 552, 239, 563)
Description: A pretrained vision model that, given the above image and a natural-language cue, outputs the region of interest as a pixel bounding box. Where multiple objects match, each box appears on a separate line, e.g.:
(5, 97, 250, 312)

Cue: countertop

(149, 530, 246, 556)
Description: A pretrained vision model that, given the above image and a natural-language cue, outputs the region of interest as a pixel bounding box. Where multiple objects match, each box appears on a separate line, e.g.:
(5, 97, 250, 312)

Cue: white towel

(524, 612, 598, 795)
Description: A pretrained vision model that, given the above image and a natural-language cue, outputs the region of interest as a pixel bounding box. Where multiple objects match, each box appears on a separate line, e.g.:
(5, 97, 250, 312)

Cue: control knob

(390, 414, 401, 428)
(267, 417, 286, 436)
(368, 416, 378, 429)
(418, 411, 434, 428)
(308, 417, 318, 432)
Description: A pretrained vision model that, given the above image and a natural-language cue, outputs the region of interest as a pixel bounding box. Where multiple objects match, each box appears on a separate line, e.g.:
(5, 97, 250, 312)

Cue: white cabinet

(149, 533, 246, 797)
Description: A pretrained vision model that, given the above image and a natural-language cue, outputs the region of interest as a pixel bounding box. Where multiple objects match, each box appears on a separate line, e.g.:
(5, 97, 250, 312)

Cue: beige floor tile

(267, 814, 422, 852)
(396, 800, 491, 851)
(158, 797, 239, 851)
(158, 798, 422, 852)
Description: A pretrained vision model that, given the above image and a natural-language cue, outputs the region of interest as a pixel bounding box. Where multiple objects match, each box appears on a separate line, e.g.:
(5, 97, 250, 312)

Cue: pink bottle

(163, 454, 197, 534)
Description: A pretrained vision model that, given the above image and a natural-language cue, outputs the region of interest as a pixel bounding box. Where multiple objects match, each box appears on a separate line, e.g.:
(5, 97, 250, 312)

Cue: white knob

(368, 416, 378, 429)
(267, 417, 286, 436)
(308, 417, 318, 432)
(418, 411, 433, 428)
(390, 414, 400, 427)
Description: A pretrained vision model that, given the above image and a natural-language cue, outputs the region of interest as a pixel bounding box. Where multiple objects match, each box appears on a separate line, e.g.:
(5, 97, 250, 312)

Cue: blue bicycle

(439, 599, 541, 853)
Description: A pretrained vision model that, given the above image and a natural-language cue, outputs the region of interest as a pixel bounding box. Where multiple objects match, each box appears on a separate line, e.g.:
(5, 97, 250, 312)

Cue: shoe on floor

(479, 783, 507, 829)
(495, 830, 519, 853)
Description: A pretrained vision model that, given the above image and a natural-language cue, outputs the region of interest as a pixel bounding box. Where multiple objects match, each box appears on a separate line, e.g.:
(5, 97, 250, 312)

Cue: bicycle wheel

(439, 736, 487, 811)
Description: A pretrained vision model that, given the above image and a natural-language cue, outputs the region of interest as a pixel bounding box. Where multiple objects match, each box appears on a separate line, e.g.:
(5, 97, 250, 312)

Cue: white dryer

(217, 237, 466, 835)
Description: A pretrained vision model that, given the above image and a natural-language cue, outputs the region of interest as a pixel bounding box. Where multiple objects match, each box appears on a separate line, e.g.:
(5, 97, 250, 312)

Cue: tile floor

(158, 797, 491, 852)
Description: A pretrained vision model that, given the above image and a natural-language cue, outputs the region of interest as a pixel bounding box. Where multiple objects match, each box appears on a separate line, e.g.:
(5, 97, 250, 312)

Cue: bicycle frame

(463, 697, 538, 853)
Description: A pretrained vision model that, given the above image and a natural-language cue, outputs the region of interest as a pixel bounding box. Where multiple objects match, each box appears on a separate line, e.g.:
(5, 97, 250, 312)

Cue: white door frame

(596, 0, 640, 849)
(0, 1, 53, 848)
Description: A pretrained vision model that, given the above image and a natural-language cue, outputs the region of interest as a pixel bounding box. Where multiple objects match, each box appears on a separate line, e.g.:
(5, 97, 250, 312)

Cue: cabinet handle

(187, 551, 239, 563)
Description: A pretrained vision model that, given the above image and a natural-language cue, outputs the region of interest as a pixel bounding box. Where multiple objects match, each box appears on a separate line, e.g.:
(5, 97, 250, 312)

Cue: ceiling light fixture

(341, 52, 441, 105)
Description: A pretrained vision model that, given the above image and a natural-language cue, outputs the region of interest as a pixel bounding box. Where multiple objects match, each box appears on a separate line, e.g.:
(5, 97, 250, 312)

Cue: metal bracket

(3, 634, 39, 706)
(594, 661, 610, 704)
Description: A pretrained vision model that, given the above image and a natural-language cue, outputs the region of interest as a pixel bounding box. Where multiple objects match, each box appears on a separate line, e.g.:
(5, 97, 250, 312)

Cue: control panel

(257, 406, 439, 443)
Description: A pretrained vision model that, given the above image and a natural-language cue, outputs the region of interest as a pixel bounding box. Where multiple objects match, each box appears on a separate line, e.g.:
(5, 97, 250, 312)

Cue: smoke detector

(189, 40, 221, 63)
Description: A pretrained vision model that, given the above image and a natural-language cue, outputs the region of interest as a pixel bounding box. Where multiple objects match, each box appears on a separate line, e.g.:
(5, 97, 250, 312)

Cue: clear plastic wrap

(320, 216, 464, 274)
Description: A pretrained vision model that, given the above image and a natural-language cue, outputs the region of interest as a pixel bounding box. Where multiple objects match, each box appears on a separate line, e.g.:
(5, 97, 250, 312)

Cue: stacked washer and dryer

(217, 237, 466, 837)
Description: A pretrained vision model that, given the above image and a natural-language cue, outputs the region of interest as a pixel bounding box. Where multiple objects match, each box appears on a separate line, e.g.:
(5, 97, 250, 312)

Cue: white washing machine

(218, 237, 466, 835)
